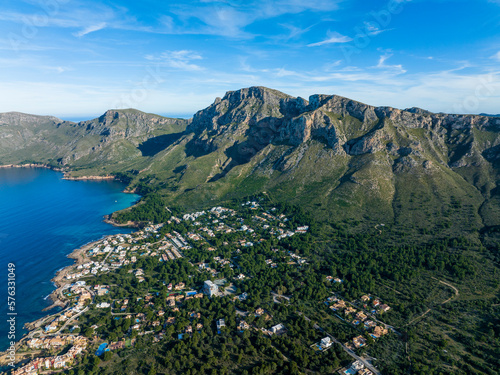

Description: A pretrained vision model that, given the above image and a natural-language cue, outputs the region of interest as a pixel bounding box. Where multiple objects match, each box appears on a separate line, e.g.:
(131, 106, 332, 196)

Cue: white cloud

(277, 23, 315, 41)
(308, 32, 353, 47)
(363, 21, 393, 36)
(492, 51, 500, 61)
(146, 50, 204, 71)
(0, 4, 147, 38)
(377, 54, 391, 67)
(376, 53, 406, 74)
(43, 66, 71, 73)
(165, 0, 342, 38)
(2, 65, 499, 119)
(73, 22, 107, 37)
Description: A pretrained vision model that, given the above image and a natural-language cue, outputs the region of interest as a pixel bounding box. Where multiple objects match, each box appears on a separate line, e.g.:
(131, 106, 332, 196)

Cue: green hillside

(1, 87, 500, 375)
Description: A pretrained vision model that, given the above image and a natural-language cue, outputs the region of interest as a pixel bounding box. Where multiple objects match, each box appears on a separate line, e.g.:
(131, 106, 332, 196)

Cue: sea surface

(0, 168, 139, 351)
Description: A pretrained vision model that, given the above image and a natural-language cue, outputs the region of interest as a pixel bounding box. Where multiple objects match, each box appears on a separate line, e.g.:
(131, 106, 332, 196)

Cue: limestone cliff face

(176, 87, 499, 229)
(186, 87, 500, 171)
(2, 87, 498, 176)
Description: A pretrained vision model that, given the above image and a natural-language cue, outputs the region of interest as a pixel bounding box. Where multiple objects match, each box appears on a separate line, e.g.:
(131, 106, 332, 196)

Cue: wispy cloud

(146, 50, 204, 71)
(308, 31, 352, 47)
(278, 23, 315, 41)
(43, 66, 72, 73)
(363, 21, 393, 36)
(0, 4, 147, 37)
(73, 22, 107, 37)
(492, 51, 500, 61)
(163, 0, 342, 38)
(376, 53, 406, 74)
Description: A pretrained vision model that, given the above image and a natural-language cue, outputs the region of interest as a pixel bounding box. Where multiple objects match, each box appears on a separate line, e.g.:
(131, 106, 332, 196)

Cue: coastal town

(3, 200, 396, 375)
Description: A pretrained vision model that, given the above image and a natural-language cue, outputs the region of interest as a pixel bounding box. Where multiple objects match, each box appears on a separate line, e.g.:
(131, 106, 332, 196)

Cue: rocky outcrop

(81, 109, 187, 140)
(62, 175, 115, 181)
(186, 87, 500, 172)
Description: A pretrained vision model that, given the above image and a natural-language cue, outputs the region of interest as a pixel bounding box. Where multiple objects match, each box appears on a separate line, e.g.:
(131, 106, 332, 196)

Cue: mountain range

(1, 86, 499, 239)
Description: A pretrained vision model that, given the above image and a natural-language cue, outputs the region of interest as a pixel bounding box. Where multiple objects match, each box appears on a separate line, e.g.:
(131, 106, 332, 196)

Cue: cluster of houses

(12, 340, 87, 375)
(9, 203, 332, 374)
(44, 284, 91, 333)
(63, 224, 193, 285)
(25, 335, 86, 351)
(325, 294, 391, 351)
(180, 204, 308, 249)
(65, 259, 111, 279)
(218, 316, 284, 337)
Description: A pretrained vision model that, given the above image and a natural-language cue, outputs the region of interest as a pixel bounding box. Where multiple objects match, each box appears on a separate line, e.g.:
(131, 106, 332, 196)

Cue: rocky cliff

(1, 87, 499, 233)
(156, 87, 499, 233)
(186, 86, 500, 165)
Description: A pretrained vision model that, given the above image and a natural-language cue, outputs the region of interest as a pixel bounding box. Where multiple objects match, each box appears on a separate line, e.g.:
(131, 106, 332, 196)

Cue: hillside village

(8, 200, 397, 375)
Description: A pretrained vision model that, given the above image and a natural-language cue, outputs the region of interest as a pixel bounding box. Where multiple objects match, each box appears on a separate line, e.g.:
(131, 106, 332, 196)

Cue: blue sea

(0, 168, 139, 351)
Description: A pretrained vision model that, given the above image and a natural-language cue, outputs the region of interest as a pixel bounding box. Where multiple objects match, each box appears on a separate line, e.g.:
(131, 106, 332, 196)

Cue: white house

(203, 280, 219, 298)
(320, 337, 332, 349)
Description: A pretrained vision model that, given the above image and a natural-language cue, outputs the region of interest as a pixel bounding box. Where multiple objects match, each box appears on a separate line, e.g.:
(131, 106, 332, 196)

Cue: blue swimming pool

(95, 343, 108, 356)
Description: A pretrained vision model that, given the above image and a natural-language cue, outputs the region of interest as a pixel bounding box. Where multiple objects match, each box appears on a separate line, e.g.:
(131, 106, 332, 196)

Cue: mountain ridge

(1, 86, 499, 236)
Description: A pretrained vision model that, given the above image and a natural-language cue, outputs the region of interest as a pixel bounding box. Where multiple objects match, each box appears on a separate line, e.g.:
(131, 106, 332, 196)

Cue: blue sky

(0, 0, 499, 120)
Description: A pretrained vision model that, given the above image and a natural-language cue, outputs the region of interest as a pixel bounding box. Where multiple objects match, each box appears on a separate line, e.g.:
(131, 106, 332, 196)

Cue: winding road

(406, 278, 459, 327)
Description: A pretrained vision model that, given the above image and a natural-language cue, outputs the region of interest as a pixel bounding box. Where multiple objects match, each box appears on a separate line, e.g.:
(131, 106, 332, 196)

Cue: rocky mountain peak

(0, 112, 63, 127)
(187, 87, 291, 136)
(223, 86, 291, 103)
(182, 86, 500, 177)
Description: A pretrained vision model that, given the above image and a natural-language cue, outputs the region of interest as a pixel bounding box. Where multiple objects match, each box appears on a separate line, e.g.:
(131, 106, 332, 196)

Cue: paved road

(271, 292, 291, 304)
(298, 312, 381, 375)
(235, 308, 248, 317)
(53, 306, 89, 335)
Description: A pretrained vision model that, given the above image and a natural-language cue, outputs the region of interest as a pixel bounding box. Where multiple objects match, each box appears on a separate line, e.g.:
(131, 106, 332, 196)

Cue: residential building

(269, 323, 285, 334)
(320, 337, 332, 349)
(373, 326, 389, 338)
(216, 319, 225, 330)
(379, 304, 391, 312)
(238, 321, 250, 330)
(203, 280, 219, 297)
(353, 335, 367, 348)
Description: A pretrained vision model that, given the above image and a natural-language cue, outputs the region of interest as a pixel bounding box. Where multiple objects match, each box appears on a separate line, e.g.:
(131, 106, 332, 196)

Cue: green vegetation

(28, 195, 496, 375)
(3, 88, 500, 375)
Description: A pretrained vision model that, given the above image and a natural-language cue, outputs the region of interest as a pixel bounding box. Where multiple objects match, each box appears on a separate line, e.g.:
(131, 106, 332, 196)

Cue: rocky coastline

(63, 175, 115, 181)
(0, 163, 66, 172)
(0, 163, 117, 181)
(103, 214, 140, 228)
(0, 239, 101, 367)
(0, 165, 139, 369)
(43, 241, 97, 312)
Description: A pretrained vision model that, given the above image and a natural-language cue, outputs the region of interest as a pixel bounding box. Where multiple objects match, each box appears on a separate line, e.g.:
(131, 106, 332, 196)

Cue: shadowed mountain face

(138, 133, 185, 157)
(1, 86, 499, 235)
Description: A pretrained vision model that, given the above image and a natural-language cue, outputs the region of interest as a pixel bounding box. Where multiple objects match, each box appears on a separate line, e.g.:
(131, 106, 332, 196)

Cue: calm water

(0, 168, 139, 351)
